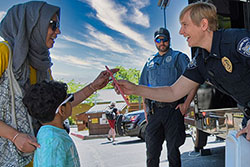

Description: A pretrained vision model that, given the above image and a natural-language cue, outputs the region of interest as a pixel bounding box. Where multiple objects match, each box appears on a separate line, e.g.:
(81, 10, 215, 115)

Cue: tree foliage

(63, 79, 97, 106)
(61, 79, 96, 125)
(66, 79, 86, 93)
(105, 66, 141, 102)
(62, 66, 141, 104)
(59, 66, 142, 124)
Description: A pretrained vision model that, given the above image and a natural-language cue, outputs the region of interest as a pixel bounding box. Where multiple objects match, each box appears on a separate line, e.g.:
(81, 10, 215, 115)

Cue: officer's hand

(113, 80, 137, 95)
(236, 120, 250, 141)
(14, 133, 40, 153)
(176, 103, 188, 116)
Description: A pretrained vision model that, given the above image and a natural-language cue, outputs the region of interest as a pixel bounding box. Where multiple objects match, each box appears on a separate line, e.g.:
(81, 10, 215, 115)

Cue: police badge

(221, 57, 233, 73)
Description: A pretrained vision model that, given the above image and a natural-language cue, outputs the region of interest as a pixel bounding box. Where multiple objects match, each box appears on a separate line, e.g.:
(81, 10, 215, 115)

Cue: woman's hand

(91, 68, 119, 90)
(13, 133, 40, 153)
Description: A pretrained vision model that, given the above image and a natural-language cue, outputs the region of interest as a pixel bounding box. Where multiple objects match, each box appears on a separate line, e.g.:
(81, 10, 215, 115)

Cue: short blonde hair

(179, 1, 218, 31)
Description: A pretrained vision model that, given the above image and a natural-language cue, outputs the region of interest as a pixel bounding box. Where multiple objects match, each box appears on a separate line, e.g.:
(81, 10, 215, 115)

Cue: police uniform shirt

(183, 29, 250, 107)
(139, 48, 190, 87)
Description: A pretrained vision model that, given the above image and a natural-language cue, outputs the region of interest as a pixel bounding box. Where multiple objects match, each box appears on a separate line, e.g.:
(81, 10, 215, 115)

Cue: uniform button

(213, 53, 217, 57)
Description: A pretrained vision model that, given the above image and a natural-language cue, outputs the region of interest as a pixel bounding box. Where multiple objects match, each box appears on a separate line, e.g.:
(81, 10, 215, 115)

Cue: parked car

(115, 110, 147, 141)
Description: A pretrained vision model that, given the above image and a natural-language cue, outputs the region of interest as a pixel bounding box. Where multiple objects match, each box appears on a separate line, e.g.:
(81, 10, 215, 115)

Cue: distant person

(114, 1, 250, 141)
(139, 27, 197, 167)
(23, 81, 80, 166)
(106, 102, 120, 145)
(0, 1, 118, 166)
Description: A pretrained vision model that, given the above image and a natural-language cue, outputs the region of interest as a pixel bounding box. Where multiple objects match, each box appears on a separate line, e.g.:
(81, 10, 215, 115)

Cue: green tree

(59, 79, 98, 125)
(66, 79, 97, 105)
(66, 79, 85, 93)
(105, 66, 141, 102)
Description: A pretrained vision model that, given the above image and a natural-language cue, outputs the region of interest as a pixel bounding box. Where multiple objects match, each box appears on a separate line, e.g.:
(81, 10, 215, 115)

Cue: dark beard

(157, 44, 169, 52)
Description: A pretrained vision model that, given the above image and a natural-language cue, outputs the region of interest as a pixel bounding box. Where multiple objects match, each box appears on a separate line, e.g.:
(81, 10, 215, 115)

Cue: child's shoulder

(37, 125, 72, 144)
(37, 125, 64, 139)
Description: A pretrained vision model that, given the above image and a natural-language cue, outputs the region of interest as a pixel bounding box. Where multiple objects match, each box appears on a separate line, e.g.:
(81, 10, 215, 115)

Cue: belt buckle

(155, 102, 169, 108)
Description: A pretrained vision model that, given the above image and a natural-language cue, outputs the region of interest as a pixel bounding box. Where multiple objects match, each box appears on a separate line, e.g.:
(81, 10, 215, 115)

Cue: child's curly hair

(23, 80, 68, 123)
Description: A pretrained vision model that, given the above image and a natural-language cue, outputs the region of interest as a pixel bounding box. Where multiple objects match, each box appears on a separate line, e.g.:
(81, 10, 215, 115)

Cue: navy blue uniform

(184, 28, 250, 126)
(140, 48, 190, 167)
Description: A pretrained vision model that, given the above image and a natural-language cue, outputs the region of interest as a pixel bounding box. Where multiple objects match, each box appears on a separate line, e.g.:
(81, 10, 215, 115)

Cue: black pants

(145, 106, 186, 167)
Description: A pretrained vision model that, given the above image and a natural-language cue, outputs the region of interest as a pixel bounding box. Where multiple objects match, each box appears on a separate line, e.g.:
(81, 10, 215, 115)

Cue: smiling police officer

(115, 1, 250, 142)
(139, 27, 197, 167)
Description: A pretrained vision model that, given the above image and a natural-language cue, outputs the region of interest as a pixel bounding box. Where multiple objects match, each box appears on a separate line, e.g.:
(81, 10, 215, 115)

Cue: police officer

(115, 2, 250, 141)
(139, 27, 197, 167)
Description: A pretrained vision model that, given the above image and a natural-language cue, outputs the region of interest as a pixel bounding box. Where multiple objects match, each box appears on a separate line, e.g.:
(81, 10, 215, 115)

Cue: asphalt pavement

(70, 128, 225, 167)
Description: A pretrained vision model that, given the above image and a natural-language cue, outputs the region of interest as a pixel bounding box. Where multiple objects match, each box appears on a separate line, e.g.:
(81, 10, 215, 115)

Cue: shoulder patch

(187, 57, 197, 69)
(237, 37, 250, 57)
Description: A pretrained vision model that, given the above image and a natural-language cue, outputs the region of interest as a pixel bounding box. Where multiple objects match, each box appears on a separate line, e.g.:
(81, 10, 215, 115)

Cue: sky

(0, 0, 190, 84)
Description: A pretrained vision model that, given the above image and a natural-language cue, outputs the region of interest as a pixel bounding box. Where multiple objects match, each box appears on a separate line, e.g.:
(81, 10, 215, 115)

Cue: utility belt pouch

(144, 99, 154, 114)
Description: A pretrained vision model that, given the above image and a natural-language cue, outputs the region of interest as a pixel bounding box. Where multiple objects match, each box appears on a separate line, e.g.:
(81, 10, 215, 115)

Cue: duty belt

(145, 98, 183, 114)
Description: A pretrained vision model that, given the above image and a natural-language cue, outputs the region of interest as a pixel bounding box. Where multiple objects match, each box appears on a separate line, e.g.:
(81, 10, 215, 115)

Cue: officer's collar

(155, 48, 172, 57)
(209, 30, 222, 59)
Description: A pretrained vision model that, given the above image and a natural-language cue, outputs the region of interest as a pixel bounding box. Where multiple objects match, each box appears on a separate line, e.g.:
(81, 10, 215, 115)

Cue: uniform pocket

(160, 63, 178, 85)
(148, 65, 157, 83)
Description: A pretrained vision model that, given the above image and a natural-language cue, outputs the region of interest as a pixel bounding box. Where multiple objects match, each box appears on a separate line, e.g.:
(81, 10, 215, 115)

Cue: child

(23, 80, 80, 167)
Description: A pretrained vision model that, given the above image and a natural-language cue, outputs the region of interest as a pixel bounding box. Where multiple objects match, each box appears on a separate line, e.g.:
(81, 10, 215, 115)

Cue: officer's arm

(133, 75, 199, 102)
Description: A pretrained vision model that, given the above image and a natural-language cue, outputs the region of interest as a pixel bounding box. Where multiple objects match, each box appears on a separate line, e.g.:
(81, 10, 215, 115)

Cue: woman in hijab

(0, 1, 117, 166)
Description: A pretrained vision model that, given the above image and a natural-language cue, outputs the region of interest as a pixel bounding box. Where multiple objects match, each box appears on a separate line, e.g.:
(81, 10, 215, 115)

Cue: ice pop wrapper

(105, 66, 130, 106)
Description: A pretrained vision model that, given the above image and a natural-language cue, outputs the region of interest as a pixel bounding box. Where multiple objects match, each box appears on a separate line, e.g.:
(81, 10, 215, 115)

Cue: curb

(71, 133, 85, 140)
(70, 132, 108, 140)
(70, 133, 122, 140)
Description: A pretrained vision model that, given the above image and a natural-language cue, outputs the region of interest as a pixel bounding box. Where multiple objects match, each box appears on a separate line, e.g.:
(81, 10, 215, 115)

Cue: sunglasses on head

(155, 38, 168, 43)
(49, 20, 60, 31)
(55, 94, 74, 113)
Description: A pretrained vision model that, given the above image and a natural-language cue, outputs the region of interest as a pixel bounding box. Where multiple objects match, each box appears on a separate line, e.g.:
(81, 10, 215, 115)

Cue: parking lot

(70, 130, 225, 167)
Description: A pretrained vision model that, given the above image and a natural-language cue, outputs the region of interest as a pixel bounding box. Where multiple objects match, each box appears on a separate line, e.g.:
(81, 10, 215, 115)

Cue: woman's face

(46, 14, 61, 49)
